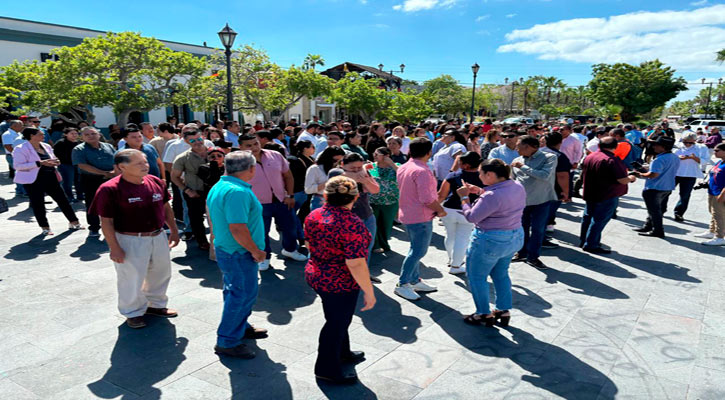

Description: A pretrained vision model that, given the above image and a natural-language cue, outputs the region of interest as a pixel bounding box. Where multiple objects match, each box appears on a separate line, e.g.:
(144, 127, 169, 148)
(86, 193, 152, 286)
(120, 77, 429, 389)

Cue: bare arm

(164, 203, 179, 248)
(229, 223, 266, 262)
(77, 163, 112, 177)
(346, 258, 376, 311)
(101, 217, 125, 263)
(556, 171, 570, 201)
(157, 158, 166, 182)
(437, 179, 450, 203)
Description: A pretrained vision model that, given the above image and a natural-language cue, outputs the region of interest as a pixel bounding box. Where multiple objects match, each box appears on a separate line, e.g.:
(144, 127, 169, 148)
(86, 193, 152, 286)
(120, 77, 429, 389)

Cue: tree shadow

(218, 346, 293, 400)
(5, 230, 74, 260)
(174, 252, 222, 289)
(69, 235, 108, 261)
(254, 262, 318, 326)
(87, 318, 188, 399)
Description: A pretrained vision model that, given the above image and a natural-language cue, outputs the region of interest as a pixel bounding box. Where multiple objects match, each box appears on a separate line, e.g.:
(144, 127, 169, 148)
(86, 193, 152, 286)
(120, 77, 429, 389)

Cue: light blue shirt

(645, 152, 680, 191)
(625, 130, 644, 145)
(488, 144, 520, 165)
(206, 175, 265, 255)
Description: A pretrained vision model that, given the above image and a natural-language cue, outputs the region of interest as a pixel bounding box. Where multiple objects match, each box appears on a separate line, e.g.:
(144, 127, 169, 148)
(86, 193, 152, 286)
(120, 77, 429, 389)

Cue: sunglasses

(501, 134, 515, 138)
(683, 142, 695, 145)
(31, 120, 41, 123)
(209, 154, 224, 160)
(188, 138, 203, 144)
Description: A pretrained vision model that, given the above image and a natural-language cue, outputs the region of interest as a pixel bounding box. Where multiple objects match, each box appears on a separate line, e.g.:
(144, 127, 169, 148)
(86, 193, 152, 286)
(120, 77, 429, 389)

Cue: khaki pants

(113, 232, 172, 318)
(709, 195, 725, 238)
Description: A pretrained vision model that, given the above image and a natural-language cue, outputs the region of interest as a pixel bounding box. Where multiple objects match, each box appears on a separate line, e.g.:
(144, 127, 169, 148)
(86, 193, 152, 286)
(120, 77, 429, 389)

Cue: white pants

(113, 232, 172, 318)
(441, 207, 474, 267)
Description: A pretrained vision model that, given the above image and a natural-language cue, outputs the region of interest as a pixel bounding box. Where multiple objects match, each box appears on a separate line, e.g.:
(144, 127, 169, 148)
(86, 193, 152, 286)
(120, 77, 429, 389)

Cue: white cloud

(497, 5, 725, 72)
(505, 13, 516, 18)
(476, 14, 490, 22)
(690, 0, 708, 5)
(392, 0, 458, 12)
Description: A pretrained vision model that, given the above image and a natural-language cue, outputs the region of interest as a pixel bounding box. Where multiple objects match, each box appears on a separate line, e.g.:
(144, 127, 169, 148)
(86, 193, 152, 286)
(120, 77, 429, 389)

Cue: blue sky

(3, 0, 724, 101)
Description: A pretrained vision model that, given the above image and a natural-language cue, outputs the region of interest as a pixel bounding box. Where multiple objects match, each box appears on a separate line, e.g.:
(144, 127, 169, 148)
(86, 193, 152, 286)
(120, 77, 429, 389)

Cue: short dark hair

(327, 131, 344, 140)
(409, 137, 432, 158)
(342, 152, 365, 164)
(21, 127, 42, 141)
(357, 125, 370, 135)
(545, 132, 563, 147)
(238, 134, 257, 145)
(306, 123, 320, 130)
(480, 158, 511, 180)
(459, 151, 482, 169)
(62, 127, 79, 136)
(518, 135, 540, 148)
(158, 122, 174, 134)
(182, 128, 200, 138)
(256, 130, 274, 140)
(611, 128, 625, 138)
(166, 115, 177, 122)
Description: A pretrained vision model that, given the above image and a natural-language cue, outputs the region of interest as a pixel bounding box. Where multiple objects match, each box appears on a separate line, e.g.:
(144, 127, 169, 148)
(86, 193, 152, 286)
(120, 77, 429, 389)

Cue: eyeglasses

(208, 154, 224, 160)
(683, 142, 695, 145)
(188, 138, 203, 144)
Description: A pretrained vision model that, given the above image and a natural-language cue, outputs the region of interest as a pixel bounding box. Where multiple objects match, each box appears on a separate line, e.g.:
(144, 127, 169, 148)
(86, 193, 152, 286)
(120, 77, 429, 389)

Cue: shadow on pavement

(69, 235, 108, 261)
(219, 346, 293, 400)
(88, 318, 188, 399)
(5, 230, 74, 260)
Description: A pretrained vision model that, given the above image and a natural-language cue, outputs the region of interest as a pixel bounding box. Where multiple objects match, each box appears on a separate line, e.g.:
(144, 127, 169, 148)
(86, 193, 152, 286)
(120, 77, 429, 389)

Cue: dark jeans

(168, 172, 183, 221)
(80, 174, 107, 231)
(674, 176, 697, 217)
(215, 249, 259, 348)
(547, 200, 562, 226)
(520, 201, 553, 261)
(314, 289, 359, 378)
(24, 171, 79, 228)
(183, 193, 209, 246)
(579, 197, 619, 249)
(262, 200, 298, 258)
(642, 189, 671, 235)
(57, 164, 82, 201)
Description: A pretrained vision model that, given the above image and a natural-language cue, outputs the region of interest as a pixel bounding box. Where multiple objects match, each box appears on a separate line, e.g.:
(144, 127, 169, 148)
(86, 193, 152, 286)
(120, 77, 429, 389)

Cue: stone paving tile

(1, 165, 724, 399)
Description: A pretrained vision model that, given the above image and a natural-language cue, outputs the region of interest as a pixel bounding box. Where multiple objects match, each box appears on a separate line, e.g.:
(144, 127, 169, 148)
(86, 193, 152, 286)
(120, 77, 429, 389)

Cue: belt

(117, 228, 164, 237)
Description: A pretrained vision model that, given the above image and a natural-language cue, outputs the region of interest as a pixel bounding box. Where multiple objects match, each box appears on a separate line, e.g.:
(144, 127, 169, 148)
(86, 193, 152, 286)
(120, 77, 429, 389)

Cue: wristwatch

(286, 195, 294, 199)
(461, 196, 469, 201)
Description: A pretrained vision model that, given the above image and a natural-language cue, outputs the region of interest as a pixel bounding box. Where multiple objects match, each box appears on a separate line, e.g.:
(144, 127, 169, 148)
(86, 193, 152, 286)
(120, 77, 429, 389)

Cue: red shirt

(613, 141, 632, 160)
(304, 204, 371, 293)
(90, 175, 170, 232)
(581, 150, 628, 203)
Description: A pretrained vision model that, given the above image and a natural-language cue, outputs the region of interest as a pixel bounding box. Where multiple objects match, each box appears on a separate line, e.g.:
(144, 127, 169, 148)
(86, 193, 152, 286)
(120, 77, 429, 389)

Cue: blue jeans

(262, 200, 298, 258)
(57, 164, 77, 200)
(580, 197, 619, 249)
(293, 191, 308, 241)
(6, 154, 25, 195)
(400, 221, 433, 285)
(547, 200, 562, 226)
(215, 249, 259, 348)
(362, 215, 376, 266)
(180, 193, 191, 233)
(310, 195, 324, 211)
(520, 201, 553, 261)
(466, 228, 523, 315)
(674, 176, 697, 217)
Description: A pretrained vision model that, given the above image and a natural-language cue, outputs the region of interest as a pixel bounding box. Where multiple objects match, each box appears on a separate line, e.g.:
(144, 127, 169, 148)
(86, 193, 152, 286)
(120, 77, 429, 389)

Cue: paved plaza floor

(0, 165, 724, 400)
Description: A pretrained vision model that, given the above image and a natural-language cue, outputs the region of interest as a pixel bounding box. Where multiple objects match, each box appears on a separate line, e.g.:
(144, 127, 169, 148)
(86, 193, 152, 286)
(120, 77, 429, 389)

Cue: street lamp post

(470, 63, 479, 123)
(218, 23, 238, 122)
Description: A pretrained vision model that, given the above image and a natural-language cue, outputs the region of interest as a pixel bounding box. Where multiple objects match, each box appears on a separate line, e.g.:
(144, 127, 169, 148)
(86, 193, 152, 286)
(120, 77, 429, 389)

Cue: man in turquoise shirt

(633, 136, 680, 238)
(206, 151, 267, 359)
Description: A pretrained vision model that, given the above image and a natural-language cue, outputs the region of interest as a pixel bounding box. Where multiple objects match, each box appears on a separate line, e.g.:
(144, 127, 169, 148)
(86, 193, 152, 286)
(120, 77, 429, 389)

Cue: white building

(0, 16, 223, 134)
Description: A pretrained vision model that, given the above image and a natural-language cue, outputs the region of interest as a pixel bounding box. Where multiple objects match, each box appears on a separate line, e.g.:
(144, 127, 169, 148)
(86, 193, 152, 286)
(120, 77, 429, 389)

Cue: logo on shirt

(128, 197, 142, 203)
(152, 193, 163, 202)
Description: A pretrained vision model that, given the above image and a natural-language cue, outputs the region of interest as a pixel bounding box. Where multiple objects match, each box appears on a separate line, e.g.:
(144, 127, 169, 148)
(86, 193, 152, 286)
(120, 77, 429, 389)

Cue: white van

(690, 120, 725, 137)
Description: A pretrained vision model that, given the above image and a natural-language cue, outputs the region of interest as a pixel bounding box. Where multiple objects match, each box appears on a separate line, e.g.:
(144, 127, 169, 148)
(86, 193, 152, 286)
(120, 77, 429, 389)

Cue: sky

(3, 0, 724, 103)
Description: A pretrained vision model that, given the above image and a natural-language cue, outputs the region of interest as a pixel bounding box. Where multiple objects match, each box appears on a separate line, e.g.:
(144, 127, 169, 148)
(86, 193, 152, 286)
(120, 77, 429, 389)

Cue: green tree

(380, 90, 432, 123)
(422, 75, 468, 116)
(192, 46, 333, 122)
(0, 32, 208, 125)
(464, 84, 502, 118)
(302, 54, 325, 71)
(717, 49, 725, 64)
(588, 60, 687, 122)
(327, 72, 389, 122)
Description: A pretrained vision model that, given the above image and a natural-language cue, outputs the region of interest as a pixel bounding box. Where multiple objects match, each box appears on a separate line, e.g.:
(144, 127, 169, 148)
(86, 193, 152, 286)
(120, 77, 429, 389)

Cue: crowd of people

(2, 113, 724, 385)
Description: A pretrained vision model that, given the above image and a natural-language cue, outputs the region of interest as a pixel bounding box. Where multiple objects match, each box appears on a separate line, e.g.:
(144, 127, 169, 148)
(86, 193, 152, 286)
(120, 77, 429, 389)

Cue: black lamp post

(218, 23, 237, 122)
(470, 63, 480, 123)
(378, 63, 405, 75)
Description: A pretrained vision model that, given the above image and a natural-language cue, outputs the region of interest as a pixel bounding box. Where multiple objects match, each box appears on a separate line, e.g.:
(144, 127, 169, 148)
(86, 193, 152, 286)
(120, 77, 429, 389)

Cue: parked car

(690, 120, 725, 137)
(424, 114, 447, 125)
(502, 116, 534, 125)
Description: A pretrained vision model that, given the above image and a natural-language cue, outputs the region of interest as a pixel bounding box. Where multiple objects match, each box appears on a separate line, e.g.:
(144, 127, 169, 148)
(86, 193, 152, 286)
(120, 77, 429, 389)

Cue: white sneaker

(546, 224, 555, 233)
(258, 260, 270, 271)
(449, 266, 466, 275)
(702, 237, 725, 246)
(394, 284, 421, 301)
(411, 280, 438, 292)
(694, 231, 715, 239)
(281, 249, 308, 262)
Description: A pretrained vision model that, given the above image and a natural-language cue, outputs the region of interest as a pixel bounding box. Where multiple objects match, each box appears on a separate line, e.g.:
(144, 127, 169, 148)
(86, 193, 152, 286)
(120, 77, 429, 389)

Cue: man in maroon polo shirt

(579, 137, 637, 253)
(90, 149, 180, 329)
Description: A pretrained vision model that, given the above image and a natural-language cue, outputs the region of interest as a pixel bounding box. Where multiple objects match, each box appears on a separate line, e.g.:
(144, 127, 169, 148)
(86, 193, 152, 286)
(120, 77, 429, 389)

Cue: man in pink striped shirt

(394, 138, 447, 301)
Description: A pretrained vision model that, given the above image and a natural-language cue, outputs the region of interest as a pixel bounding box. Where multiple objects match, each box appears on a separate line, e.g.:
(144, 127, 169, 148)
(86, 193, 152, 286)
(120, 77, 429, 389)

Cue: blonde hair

(324, 176, 359, 196)
(392, 126, 407, 137)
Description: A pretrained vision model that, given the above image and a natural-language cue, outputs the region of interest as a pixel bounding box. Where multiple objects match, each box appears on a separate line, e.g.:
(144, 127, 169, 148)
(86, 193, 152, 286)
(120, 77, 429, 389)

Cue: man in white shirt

(224, 121, 241, 145)
(2, 120, 26, 195)
(296, 123, 319, 144)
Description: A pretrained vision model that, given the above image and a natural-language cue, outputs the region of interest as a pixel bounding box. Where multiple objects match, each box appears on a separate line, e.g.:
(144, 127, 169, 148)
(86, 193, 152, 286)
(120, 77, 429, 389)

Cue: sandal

(463, 314, 495, 327)
(68, 222, 85, 230)
(493, 310, 511, 327)
(41, 228, 54, 236)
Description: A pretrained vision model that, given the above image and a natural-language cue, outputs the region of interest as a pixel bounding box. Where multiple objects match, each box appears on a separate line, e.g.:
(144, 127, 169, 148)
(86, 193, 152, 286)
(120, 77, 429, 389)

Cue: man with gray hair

(90, 149, 180, 329)
(672, 131, 704, 222)
(2, 119, 26, 195)
(206, 150, 268, 358)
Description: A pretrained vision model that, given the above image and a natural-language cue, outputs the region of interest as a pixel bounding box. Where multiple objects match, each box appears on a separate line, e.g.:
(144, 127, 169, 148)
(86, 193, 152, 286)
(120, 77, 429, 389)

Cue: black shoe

(214, 344, 256, 359)
(527, 258, 549, 270)
(370, 275, 382, 284)
(583, 247, 612, 254)
(611, 212, 618, 220)
(674, 214, 684, 222)
(541, 239, 559, 249)
(511, 253, 527, 263)
(632, 227, 652, 233)
(341, 351, 365, 363)
(243, 325, 268, 339)
(315, 373, 358, 385)
(181, 232, 194, 241)
(638, 231, 665, 238)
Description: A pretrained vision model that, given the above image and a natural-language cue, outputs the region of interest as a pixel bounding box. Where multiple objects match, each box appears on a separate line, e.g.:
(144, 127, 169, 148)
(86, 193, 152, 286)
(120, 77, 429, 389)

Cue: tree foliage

(379, 90, 433, 124)
(422, 75, 468, 116)
(588, 60, 687, 122)
(327, 72, 389, 122)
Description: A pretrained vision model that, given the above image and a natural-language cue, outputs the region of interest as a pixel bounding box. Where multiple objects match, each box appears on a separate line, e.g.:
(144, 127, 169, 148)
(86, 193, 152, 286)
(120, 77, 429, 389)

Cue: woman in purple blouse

(456, 159, 526, 327)
(304, 176, 376, 385)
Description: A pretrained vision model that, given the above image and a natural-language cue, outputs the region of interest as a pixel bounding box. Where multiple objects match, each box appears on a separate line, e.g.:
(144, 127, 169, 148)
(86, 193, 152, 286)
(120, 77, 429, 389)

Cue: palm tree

(717, 49, 725, 64)
(303, 54, 325, 71)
